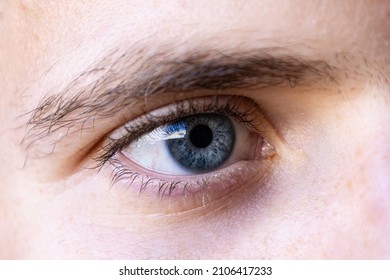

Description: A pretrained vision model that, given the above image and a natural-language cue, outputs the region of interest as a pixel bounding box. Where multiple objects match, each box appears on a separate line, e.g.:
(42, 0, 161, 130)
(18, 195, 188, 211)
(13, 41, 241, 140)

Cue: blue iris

(165, 113, 235, 172)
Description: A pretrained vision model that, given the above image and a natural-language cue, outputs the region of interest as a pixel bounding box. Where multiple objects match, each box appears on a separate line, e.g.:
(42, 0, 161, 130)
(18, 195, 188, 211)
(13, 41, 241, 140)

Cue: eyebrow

(24, 47, 340, 146)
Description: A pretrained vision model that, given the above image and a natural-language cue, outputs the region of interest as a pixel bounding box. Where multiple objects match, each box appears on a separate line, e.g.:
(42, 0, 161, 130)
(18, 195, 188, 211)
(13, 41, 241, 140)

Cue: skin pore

(0, 0, 389, 259)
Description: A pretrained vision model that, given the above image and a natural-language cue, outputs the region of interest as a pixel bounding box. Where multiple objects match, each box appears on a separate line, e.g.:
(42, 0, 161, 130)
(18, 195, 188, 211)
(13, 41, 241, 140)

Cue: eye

(97, 96, 278, 200)
(122, 113, 242, 175)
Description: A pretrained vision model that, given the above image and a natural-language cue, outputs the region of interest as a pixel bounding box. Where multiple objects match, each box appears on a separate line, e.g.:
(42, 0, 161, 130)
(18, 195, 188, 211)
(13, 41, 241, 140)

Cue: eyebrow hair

(23, 47, 339, 146)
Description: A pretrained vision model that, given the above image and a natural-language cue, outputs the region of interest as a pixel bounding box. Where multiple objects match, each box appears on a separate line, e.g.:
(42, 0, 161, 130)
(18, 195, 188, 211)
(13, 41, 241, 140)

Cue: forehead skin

(0, 0, 389, 259)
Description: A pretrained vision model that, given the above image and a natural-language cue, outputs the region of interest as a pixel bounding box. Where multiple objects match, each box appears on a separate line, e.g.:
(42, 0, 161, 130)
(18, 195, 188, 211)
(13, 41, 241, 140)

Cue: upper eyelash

(93, 95, 262, 169)
(88, 95, 270, 198)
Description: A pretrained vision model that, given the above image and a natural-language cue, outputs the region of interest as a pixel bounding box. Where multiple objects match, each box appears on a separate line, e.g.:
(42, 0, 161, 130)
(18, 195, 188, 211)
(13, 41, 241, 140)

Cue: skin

(0, 0, 389, 259)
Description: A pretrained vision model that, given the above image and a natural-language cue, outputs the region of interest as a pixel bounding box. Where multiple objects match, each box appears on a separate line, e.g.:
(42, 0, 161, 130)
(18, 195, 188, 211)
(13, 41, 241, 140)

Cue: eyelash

(94, 95, 269, 197)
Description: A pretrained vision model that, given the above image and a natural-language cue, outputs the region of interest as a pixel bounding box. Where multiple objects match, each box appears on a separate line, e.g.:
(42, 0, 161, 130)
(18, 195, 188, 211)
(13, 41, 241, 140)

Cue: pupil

(166, 113, 235, 172)
(189, 124, 213, 148)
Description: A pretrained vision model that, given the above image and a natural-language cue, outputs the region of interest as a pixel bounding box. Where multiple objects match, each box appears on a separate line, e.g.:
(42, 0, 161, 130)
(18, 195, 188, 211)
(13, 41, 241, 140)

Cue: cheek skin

(350, 135, 390, 257)
(278, 93, 390, 259)
(1, 168, 269, 259)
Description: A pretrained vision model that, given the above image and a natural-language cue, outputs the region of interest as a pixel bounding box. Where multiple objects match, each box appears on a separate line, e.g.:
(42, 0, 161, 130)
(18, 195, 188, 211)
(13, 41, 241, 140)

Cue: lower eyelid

(108, 152, 275, 211)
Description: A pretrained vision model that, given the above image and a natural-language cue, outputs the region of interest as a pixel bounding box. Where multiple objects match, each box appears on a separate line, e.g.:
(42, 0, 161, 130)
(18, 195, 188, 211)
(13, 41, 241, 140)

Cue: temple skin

(0, 0, 389, 259)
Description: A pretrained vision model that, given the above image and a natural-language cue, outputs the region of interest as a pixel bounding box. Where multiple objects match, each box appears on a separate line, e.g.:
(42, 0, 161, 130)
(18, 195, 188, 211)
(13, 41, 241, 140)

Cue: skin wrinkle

(22, 47, 341, 151)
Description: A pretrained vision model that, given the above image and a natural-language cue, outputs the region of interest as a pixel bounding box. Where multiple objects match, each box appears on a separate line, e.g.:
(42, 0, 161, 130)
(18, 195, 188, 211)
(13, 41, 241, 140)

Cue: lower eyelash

(111, 161, 184, 197)
(107, 156, 258, 199)
(109, 157, 207, 198)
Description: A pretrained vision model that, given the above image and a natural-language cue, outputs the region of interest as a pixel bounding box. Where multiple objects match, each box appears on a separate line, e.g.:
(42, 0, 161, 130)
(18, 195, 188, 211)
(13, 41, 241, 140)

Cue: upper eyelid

(22, 46, 342, 151)
(94, 95, 266, 167)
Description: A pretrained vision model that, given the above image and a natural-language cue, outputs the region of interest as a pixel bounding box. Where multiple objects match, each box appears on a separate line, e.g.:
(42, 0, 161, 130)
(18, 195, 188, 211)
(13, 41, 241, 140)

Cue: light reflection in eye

(121, 112, 262, 175)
